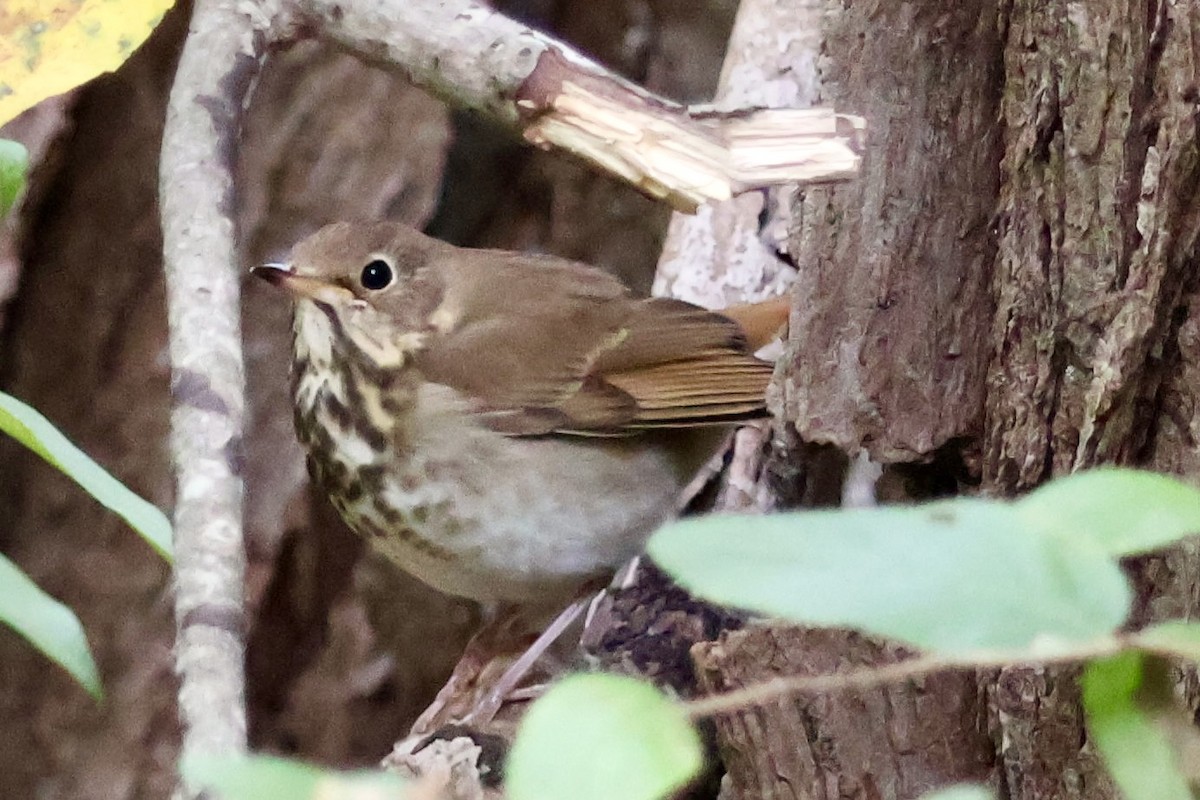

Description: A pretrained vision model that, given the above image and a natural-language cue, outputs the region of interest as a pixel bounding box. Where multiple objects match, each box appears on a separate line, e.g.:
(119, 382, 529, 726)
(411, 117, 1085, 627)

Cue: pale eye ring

(360, 258, 394, 290)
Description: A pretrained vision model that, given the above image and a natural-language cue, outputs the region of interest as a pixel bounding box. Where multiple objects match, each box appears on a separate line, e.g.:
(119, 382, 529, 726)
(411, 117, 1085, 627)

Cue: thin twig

(160, 0, 278, 773)
(684, 639, 1126, 720)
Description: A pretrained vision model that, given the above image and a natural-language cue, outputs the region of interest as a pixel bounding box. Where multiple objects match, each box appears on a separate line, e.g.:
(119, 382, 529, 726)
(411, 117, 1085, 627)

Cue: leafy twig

(685, 639, 1127, 719)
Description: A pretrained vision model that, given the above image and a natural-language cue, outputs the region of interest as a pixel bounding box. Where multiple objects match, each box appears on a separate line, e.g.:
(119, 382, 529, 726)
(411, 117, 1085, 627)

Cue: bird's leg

(409, 603, 531, 736)
(410, 583, 607, 736)
(460, 594, 591, 727)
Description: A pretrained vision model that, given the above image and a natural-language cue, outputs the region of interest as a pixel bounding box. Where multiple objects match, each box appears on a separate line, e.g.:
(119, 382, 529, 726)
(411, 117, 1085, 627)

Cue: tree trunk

(695, 1, 1200, 798)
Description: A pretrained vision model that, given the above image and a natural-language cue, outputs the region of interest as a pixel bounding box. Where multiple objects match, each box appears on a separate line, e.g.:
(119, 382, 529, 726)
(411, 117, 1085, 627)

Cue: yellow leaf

(0, 0, 174, 126)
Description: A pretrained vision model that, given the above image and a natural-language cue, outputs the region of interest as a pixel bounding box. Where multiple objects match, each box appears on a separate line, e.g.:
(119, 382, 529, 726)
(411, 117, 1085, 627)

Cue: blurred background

(0, 1, 739, 795)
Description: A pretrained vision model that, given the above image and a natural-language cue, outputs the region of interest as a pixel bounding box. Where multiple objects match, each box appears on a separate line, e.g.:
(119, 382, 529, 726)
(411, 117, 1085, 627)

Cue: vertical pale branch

(653, 0, 826, 309)
(160, 0, 276, 769)
(652, 0, 831, 521)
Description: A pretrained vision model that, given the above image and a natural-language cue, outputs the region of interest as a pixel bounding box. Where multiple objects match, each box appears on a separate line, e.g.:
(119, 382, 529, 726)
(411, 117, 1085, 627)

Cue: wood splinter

(515, 49, 865, 212)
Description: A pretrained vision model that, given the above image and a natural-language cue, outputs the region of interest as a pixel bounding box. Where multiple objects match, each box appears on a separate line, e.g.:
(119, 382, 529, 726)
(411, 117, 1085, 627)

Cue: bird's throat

(290, 302, 420, 505)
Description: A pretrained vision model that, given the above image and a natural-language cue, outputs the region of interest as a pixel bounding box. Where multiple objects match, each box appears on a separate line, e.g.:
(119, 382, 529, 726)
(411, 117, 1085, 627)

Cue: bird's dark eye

(360, 258, 394, 290)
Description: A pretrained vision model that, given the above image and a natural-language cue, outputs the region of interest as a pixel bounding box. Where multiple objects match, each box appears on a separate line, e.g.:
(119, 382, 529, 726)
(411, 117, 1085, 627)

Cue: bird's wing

(413, 251, 784, 436)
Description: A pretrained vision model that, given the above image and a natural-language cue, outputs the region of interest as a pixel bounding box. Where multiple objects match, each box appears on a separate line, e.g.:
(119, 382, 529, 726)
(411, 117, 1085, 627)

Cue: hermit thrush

(253, 222, 786, 609)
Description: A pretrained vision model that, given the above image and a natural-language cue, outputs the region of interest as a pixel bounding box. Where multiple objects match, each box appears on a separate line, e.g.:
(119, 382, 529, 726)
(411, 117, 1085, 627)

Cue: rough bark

(779, 0, 1001, 463)
(694, 2, 1002, 796)
(983, 3, 1200, 797)
(700, 1, 1200, 799)
(693, 627, 995, 800)
(986, 0, 1200, 492)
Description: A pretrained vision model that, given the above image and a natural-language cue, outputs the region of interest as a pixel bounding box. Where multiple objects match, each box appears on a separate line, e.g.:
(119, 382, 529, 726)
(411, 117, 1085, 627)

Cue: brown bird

(255, 221, 787, 608)
(253, 222, 787, 727)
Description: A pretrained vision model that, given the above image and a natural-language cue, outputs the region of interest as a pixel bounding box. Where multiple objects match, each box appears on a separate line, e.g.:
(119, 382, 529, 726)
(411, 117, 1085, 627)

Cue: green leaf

(1017, 468, 1200, 556)
(648, 499, 1131, 654)
(181, 754, 408, 799)
(1082, 652, 1192, 800)
(0, 552, 101, 699)
(0, 391, 172, 561)
(0, 139, 27, 218)
(1133, 621, 1200, 663)
(507, 674, 703, 800)
(917, 786, 994, 800)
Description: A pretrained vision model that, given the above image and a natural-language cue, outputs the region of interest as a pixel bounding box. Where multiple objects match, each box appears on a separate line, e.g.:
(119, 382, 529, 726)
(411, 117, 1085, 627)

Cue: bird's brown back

(282, 222, 788, 438)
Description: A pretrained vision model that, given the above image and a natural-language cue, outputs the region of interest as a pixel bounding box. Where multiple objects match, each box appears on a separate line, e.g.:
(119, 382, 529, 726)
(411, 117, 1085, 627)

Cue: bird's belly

(336, 434, 686, 603)
(302, 381, 715, 604)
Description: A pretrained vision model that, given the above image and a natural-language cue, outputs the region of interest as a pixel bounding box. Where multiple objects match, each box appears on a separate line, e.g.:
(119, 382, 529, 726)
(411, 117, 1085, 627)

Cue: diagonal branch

(295, 0, 863, 211)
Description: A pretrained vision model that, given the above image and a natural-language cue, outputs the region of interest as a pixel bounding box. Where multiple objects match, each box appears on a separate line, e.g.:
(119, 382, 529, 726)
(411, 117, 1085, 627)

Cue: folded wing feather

(415, 251, 787, 436)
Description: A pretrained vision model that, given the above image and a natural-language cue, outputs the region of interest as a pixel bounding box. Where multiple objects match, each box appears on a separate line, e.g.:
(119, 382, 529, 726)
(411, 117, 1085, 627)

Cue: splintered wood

(514, 49, 864, 212)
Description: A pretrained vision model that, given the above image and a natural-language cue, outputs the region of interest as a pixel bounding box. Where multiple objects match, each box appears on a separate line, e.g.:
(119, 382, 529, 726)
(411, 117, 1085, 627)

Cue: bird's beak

(251, 263, 354, 306)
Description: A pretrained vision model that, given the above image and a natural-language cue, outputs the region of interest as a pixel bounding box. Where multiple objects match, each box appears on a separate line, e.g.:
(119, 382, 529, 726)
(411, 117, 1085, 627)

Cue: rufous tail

(719, 296, 791, 351)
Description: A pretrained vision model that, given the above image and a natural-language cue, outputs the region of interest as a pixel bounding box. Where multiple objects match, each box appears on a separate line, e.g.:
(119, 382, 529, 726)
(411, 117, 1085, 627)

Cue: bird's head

(253, 222, 446, 368)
